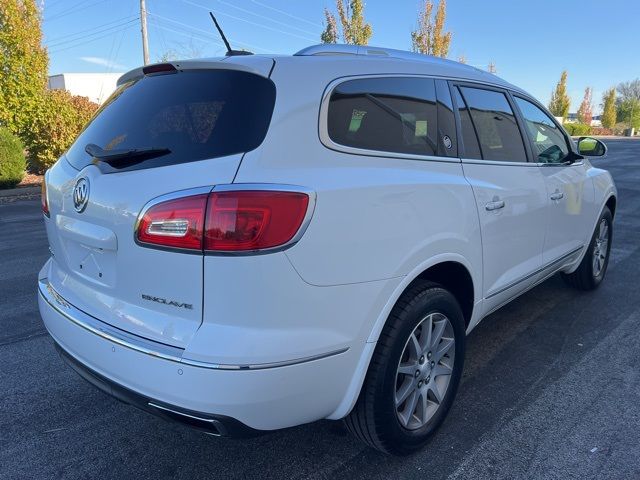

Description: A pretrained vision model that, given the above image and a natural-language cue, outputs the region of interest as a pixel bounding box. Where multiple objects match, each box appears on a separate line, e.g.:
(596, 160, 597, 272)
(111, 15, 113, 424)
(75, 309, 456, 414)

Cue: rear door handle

(485, 200, 505, 211)
(550, 191, 564, 201)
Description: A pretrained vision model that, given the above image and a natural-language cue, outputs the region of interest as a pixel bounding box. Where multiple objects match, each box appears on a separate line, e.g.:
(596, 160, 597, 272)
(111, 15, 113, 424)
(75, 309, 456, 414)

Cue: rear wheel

(562, 207, 613, 291)
(344, 281, 465, 454)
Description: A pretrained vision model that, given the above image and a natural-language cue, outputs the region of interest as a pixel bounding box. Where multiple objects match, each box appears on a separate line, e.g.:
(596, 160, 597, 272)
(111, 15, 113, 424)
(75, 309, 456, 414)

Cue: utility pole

(140, 0, 150, 65)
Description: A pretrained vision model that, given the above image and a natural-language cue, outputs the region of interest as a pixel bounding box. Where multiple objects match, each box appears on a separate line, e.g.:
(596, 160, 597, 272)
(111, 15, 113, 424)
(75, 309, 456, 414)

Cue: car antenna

(209, 12, 253, 56)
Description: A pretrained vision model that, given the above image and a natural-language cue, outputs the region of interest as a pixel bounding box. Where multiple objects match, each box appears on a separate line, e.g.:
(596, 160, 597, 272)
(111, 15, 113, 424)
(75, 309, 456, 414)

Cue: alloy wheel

(394, 312, 455, 430)
(592, 218, 609, 277)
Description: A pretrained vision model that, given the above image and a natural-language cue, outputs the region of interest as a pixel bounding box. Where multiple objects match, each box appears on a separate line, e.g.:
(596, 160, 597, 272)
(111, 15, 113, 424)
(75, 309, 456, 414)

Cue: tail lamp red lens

(136, 194, 208, 250)
(136, 190, 310, 252)
(41, 181, 50, 217)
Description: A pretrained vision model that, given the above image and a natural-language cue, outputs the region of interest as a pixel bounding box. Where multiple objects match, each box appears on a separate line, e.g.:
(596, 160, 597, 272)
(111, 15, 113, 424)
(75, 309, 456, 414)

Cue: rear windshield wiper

(85, 143, 171, 163)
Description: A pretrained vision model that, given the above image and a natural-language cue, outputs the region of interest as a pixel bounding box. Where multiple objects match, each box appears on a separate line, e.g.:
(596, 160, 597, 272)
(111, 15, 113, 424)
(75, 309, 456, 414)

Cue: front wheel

(344, 281, 465, 454)
(562, 207, 613, 291)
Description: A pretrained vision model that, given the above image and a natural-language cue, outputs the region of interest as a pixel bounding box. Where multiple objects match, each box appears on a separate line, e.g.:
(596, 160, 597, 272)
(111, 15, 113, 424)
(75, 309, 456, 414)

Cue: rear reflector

(204, 191, 309, 251)
(136, 189, 310, 252)
(41, 181, 50, 217)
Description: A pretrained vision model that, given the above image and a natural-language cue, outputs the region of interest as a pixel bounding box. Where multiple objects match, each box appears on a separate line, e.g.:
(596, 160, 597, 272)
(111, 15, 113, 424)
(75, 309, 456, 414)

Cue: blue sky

(42, 0, 640, 112)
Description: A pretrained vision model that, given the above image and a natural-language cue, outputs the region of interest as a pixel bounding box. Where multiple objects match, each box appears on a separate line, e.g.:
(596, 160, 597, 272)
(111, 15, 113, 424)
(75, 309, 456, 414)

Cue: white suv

(38, 44, 617, 454)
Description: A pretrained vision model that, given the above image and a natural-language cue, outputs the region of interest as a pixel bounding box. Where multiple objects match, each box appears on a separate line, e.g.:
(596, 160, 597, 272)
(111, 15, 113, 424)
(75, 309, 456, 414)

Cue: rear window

(65, 69, 276, 173)
(327, 77, 439, 157)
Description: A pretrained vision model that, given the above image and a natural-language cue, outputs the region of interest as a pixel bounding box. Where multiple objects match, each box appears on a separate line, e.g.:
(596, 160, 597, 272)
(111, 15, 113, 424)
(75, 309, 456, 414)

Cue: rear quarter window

(65, 69, 276, 173)
(327, 77, 439, 157)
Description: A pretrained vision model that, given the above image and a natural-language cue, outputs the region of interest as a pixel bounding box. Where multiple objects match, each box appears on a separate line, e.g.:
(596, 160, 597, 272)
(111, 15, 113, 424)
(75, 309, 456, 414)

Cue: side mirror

(577, 137, 607, 157)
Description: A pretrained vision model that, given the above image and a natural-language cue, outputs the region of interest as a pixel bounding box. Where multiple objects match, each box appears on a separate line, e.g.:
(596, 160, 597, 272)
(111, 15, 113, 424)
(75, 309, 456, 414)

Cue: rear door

(454, 84, 548, 313)
(43, 63, 276, 348)
(512, 95, 594, 264)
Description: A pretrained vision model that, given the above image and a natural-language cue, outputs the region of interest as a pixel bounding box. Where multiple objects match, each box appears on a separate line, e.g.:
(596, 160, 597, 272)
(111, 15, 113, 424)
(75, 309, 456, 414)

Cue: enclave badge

(73, 177, 90, 213)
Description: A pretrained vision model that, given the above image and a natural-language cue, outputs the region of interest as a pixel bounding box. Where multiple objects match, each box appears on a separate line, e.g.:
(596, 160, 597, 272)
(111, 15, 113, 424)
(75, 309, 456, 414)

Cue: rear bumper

(54, 340, 256, 437)
(38, 277, 360, 431)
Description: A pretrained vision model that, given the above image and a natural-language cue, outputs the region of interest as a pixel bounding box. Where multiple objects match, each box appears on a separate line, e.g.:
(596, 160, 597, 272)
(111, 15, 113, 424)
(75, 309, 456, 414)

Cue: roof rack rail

(295, 44, 458, 64)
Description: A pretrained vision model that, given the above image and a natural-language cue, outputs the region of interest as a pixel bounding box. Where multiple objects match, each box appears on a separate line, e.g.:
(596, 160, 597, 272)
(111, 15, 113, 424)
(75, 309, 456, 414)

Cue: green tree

(616, 79, 640, 130)
(25, 90, 99, 173)
(548, 71, 571, 120)
(617, 99, 640, 130)
(320, 8, 339, 44)
(0, 0, 48, 137)
(0, 126, 25, 188)
(411, 0, 452, 57)
(335, 0, 372, 45)
(601, 88, 617, 129)
(577, 87, 593, 125)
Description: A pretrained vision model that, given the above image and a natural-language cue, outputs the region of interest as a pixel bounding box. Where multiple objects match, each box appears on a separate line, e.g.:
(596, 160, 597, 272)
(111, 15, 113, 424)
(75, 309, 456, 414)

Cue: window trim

(318, 74, 461, 164)
(510, 93, 583, 168)
(451, 81, 535, 166)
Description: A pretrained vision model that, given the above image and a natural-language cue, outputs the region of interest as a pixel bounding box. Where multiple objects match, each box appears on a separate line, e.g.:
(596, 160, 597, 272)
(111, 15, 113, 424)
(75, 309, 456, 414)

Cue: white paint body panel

(38, 50, 617, 431)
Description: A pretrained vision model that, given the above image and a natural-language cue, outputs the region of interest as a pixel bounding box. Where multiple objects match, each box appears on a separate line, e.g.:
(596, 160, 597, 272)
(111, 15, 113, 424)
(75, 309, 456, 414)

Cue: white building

(47, 73, 124, 105)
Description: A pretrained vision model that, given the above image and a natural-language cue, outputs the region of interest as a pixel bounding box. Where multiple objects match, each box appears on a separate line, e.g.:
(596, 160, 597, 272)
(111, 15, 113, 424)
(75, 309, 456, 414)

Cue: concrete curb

(0, 185, 41, 202)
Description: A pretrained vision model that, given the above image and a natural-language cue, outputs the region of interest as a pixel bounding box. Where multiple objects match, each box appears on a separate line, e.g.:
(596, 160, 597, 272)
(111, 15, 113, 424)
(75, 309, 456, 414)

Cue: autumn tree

(548, 71, 571, 120)
(411, 0, 452, 57)
(320, 0, 372, 45)
(320, 8, 339, 44)
(577, 87, 593, 125)
(0, 0, 48, 137)
(601, 88, 617, 129)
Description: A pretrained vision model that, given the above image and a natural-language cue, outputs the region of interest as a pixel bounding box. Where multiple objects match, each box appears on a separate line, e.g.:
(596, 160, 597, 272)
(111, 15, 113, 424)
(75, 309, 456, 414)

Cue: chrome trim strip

(461, 157, 538, 167)
(147, 402, 223, 435)
(180, 347, 350, 371)
(39, 278, 186, 360)
(39, 278, 348, 370)
(485, 245, 584, 299)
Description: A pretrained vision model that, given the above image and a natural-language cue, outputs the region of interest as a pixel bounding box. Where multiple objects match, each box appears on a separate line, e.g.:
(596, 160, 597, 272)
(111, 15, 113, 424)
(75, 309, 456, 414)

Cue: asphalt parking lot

(1, 138, 639, 480)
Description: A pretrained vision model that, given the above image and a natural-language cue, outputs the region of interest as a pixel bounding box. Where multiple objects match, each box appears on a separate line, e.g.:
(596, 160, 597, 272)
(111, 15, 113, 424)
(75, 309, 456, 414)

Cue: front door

(512, 96, 594, 264)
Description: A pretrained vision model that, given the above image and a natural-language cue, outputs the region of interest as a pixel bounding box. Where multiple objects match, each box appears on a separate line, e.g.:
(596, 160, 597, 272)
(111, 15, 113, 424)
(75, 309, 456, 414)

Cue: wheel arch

(605, 194, 617, 219)
(327, 255, 479, 420)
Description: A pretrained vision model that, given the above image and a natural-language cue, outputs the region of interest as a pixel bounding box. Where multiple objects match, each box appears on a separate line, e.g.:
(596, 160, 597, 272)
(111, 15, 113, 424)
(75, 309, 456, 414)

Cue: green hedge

(0, 127, 26, 189)
(563, 123, 591, 136)
(24, 90, 99, 174)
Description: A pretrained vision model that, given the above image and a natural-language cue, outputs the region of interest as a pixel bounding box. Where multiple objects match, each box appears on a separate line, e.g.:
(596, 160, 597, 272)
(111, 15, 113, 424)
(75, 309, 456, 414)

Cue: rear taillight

(136, 194, 208, 250)
(204, 191, 309, 251)
(136, 189, 311, 253)
(41, 181, 50, 217)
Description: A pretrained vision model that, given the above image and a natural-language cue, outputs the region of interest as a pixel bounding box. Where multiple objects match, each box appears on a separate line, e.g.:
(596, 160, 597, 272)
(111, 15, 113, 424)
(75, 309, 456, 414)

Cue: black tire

(344, 280, 465, 455)
(562, 207, 613, 291)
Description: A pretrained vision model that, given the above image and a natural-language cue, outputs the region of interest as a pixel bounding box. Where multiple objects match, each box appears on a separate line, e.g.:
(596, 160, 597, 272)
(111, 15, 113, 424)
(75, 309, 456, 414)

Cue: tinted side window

(435, 80, 457, 157)
(460, 86, 527, 162)
(514, 97, 569, 164)
(453, 87, 482, 159)
(328, 77, 438, 156)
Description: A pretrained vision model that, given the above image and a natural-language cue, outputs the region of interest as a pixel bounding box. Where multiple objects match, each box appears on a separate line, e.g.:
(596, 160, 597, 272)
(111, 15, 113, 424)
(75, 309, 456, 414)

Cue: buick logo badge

(72, 177, 90, 213)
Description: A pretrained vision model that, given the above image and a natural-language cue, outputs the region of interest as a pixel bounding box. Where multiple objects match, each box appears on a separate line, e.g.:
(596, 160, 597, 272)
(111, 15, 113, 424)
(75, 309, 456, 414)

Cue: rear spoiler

(117, 56, 275, 87)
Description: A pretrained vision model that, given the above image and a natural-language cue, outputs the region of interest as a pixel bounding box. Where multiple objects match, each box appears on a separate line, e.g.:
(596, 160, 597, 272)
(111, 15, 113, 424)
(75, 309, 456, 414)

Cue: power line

(45, 18, 139, 46)
(46, 19, 139, 48)
(183, 0, 317, 43)
(250, 0, 323, 29)
(49, 23, 137, 54)
(148, 12, 271, 53)
(44, 0, 109, 22)
(216, 0, 320, 38)
(148, 20, 227, 56)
